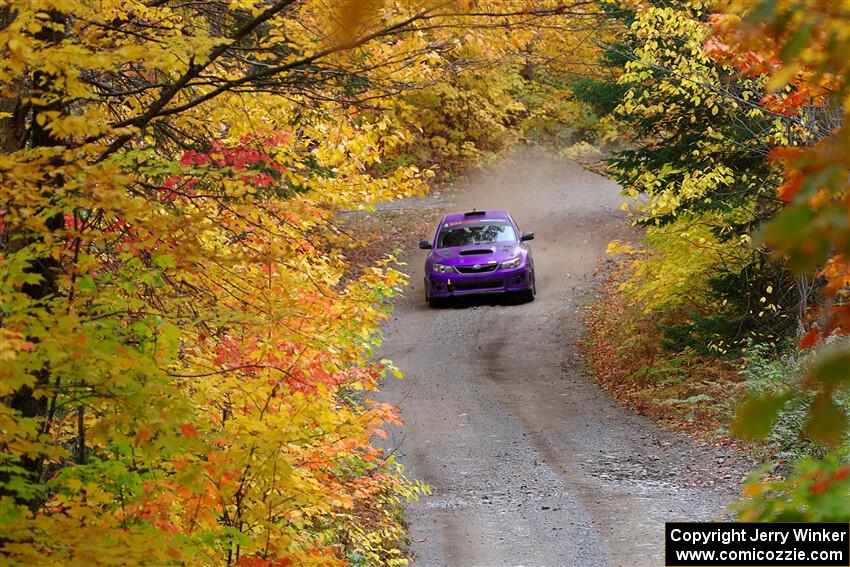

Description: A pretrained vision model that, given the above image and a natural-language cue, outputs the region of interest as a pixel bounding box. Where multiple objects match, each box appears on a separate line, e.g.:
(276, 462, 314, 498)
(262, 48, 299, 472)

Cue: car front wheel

(425, 279, 444, 308)
(517, 272, 536, 303)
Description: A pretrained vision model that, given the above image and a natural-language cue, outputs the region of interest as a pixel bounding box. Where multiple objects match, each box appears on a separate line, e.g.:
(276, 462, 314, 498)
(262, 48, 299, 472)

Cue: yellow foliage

(0, 1, 603, 564)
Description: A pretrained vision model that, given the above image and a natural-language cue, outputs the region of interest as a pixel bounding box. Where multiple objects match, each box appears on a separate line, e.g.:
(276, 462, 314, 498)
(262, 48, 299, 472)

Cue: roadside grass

(583, 257, 850, 466)
(582, 259, 748, 443)
(739, 343, 850, 461)
(338, 207, 443, 283)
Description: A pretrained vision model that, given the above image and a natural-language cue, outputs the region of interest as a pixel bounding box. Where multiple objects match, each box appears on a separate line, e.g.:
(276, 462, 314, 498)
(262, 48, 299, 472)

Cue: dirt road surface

(377, 147, 745, 567)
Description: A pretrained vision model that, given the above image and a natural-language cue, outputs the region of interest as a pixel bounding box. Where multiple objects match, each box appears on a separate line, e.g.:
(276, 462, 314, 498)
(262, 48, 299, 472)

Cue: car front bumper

(426, 265, 533, 298)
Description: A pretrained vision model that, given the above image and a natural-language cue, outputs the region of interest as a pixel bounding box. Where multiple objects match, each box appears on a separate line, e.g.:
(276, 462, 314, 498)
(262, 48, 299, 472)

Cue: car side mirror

(419, 240, 433, 250)
(520, 231, 535, 242)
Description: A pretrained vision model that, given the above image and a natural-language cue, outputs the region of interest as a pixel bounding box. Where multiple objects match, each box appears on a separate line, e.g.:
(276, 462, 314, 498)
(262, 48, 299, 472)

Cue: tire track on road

(378, 146, 745, 566)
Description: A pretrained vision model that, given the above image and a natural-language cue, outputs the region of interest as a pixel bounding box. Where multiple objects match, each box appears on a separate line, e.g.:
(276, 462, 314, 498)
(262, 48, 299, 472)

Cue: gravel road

(377, 147, 746, 567)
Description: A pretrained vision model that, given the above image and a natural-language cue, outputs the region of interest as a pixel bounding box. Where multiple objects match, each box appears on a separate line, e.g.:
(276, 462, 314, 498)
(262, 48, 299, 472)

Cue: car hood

(433, 243, 521, 267)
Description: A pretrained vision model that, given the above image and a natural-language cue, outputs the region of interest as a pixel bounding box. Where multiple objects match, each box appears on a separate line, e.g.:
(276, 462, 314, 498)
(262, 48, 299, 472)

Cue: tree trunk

(0, 8, 26, 155)
(3, 9, 67, 500)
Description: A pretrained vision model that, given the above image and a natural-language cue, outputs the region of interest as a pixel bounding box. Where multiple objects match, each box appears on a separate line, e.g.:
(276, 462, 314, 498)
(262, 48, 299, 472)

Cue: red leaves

(808, 477, 830, 494)
(703, 16, 778, 77)
(799, 327, 819, 349)
(179, 423, 198, 438)
(179, 150, 210, 167)
(703, 37, 774, 76)
(178, 132, 292, 174)
(153, 518, 181, 533)
(759, 90, 812, 116)
(266, 131, 292, 147)
(239, 172, 275, 188)
(808, 466, 850, 495)
(236, 556, 292, 567)
(135, 428, 153, 445)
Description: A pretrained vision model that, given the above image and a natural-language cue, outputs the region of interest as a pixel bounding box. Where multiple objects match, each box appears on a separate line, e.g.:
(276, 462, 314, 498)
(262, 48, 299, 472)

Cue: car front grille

(452, 279, 503, 291)
(455, 264, 499, 274)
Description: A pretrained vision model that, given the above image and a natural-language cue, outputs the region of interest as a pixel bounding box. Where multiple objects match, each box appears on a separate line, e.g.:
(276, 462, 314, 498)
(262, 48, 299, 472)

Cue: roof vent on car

(463, 210, 487, 217)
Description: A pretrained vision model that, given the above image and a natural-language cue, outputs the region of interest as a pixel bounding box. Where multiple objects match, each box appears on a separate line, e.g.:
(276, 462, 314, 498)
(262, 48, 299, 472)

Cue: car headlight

(433, 263, 455, 274)
(500, 256, 522, 269)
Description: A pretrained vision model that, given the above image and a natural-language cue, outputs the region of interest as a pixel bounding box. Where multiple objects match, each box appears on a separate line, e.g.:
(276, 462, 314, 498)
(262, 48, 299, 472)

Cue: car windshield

(437, 219, 516, 248)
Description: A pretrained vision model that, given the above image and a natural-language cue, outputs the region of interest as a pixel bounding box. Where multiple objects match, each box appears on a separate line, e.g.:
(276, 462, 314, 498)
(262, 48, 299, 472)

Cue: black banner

(666, 522, 850, 566)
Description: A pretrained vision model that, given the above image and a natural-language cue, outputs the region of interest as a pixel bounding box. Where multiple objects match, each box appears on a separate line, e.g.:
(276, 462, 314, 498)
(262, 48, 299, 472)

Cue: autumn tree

(712, 0, 850, 520)
(0, 1, 604, 564)
(579, 1, 816, 358)
(591, 0, 849, 519)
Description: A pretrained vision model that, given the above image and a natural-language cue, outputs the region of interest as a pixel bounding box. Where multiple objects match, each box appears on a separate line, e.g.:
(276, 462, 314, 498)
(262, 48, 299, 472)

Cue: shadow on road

(428, 293, 534, 309)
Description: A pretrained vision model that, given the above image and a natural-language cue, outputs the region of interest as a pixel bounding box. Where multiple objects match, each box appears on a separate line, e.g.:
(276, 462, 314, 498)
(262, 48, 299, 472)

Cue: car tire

(518, 272, 536, 303)
(425, 280, 443, 308)
(517, 290, 534, 303)
(425, 293, 448, 309)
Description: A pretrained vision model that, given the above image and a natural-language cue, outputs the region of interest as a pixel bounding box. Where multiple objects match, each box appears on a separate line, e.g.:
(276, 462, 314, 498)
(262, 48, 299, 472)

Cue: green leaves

(806, 348, 850, 393)
(77, 275, 96, 293)
(736, 453, 850, 522)
(608, 0, 850, 527)
(801, 347, 850, 446)
(732, 391, 790, 440)
(733, 346, 850, 448)
(805, 393, 848, 447)
(759, 204, 824, 272)
(152, 254, 175, 269)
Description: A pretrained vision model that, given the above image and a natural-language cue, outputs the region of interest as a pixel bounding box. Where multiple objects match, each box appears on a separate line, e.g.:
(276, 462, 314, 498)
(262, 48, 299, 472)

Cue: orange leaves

(704, 12, 780, 77)
(760, 131, 850, 279)
(798, 255, 850, 347)
(336, 0, 383, 41)
(776, 176, 799, 203)
(821, 256, 850, 297)
(717, 5, 850, 315)
(611, 0, 850, 523)
(179, 423, 198, 438)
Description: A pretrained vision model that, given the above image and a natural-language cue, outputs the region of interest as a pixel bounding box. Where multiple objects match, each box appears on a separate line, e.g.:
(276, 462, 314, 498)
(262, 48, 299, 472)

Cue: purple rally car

(419, 210, 536, 307)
